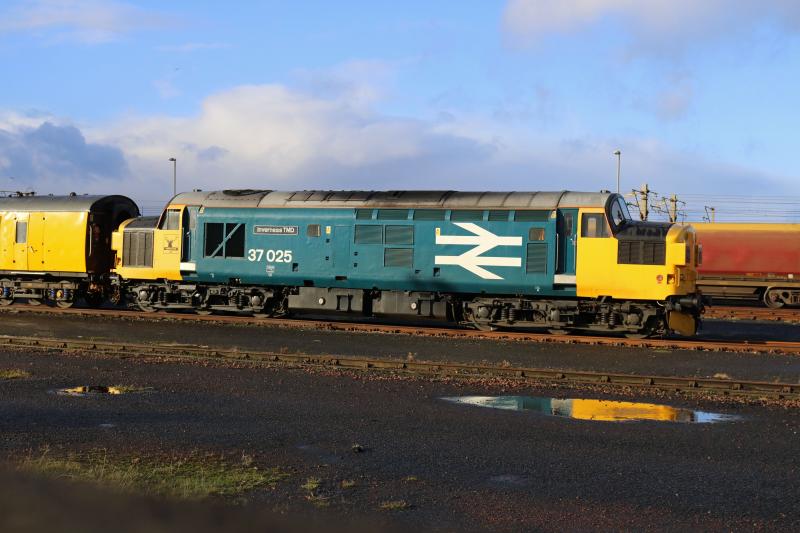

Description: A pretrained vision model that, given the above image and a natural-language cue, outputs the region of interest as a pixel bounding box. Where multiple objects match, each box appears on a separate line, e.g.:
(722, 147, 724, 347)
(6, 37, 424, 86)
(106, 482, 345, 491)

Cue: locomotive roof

(0, 194, 138, 213)
(170, 190, 615, 210)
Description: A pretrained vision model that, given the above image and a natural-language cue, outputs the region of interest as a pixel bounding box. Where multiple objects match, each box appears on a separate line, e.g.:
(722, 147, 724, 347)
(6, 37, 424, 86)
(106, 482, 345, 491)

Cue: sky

(0, 0, 799, 220)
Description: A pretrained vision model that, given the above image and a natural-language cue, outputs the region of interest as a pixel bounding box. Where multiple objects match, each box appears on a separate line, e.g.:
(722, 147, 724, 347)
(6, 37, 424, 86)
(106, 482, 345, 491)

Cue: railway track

(2, 334, 798, 400)
(705, 306, 800, 324)
(2, 304, 800, 356)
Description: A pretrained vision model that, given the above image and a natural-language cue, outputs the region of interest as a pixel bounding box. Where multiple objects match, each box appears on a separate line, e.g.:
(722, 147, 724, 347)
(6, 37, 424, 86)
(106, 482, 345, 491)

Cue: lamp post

(168, 157, 177, 197)
(613, 150, 621, 194)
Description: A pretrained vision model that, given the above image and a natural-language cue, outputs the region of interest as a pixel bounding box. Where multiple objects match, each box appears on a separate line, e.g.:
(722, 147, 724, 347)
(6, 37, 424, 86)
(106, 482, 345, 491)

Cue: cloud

(1, 78, 796, 212)
(0, 0, 167, 44)
(502, 0, 800, 52)
(0, 116, 128, 193)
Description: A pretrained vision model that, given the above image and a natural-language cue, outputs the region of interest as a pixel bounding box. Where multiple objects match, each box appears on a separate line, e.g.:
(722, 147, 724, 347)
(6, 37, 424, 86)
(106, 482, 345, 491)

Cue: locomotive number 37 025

(247, 249, 294, 263)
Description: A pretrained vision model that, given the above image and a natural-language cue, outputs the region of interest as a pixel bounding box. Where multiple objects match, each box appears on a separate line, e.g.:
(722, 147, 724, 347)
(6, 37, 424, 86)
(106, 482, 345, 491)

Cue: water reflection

(442, 396, 739, 423)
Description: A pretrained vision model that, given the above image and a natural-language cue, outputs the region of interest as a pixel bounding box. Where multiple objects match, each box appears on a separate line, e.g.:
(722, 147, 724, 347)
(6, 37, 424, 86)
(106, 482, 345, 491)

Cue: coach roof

(170, 189, 615, 210)
(0, 194, 139, 213)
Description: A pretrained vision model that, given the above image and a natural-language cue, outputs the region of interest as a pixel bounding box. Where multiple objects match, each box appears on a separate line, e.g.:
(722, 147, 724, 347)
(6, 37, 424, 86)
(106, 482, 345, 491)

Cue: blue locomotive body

(184, 205, 576, 298)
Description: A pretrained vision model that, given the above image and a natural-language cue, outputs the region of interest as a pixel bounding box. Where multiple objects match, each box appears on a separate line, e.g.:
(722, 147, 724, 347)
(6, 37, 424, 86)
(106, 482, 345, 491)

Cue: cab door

(27, 212, 45, 270)
(556, 209, 577, 281)
(13, 214, 28, 270)
(154, 207, 183, 279)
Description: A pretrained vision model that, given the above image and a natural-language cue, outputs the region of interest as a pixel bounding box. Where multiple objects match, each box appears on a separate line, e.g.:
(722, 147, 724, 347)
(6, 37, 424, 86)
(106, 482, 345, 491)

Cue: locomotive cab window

(608, 197, 632, 230)
(160, 209, 181, 230)
(15, 221, 27, 244)
(204, 222, 245, 258)
(581, 214, 609, 238)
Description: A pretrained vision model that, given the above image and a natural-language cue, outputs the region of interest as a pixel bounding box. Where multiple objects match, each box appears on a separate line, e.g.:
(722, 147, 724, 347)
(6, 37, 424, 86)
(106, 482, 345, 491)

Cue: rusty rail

(1, 335, 797, 400)
(2, 305, 800, 356)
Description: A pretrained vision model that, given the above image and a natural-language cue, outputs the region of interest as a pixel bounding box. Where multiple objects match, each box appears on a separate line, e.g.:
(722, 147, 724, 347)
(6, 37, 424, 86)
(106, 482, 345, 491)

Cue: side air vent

(384, 248, 413, 268)
(526, 243, 548, 274)
(123, 230, 154, 267)
(618, 240, 666, 265)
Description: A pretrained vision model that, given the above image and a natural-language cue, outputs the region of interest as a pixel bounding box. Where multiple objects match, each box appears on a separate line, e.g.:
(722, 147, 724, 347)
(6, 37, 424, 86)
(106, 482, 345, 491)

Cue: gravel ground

(0, 311, 799, 383)
(1, 347, 799, 532)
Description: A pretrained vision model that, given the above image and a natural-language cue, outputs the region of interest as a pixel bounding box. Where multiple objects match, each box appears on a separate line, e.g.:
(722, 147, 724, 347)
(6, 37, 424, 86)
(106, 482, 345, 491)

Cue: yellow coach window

(581, 214, 609, 238)
(15, 221, 27, 243)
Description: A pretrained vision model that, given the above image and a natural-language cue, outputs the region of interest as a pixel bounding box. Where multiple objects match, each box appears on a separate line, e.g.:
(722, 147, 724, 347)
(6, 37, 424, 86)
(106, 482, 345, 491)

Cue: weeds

(0, 369, 31, 380)
(17, 448, 288, 500)
(380, 500, 410, 511)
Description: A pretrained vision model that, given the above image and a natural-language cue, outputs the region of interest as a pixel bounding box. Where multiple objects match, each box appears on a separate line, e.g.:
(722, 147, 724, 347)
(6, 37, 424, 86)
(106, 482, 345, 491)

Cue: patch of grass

(0, 369, 31, 380)
(403, 475, 419, 482)
(340, 479, 356, 489)
(301, 477, 329, 507)
(306, 492, 330, 508)
(17, 449, 288, 500)
(109, 385, 153, 394)
(301, 477, 321, 492)
(380, 500, 410, 511)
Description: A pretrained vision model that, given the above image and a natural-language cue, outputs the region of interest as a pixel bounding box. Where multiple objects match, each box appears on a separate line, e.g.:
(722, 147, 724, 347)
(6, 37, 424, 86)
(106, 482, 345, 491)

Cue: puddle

(442, 396, 739, 423)
(52, 385, 150, 397)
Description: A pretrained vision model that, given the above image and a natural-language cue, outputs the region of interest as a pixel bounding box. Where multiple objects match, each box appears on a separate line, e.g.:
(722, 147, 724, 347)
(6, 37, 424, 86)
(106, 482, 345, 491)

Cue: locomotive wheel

(472, 321, 498, 332)
(763, 289, 787, 309)
(137, 302, 159, 313)
(26, 298, 42, 306)
(55, 300, 74, 309)
(195, 309, 213, 316)
(547, 328, 571, 336)
(0, 298, 12, 306)
(623, 332, 650, 339)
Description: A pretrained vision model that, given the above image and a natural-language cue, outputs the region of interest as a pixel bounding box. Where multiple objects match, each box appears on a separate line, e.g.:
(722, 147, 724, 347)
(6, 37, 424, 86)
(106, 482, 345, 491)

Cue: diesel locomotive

(112, 189, 704, 336)
(0, 189, 704, 336)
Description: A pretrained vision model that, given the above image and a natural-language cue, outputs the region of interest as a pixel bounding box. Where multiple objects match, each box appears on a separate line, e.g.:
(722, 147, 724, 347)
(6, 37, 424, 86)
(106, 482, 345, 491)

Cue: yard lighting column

(613, 150, 621, 194)
(169, 157, 177, 197)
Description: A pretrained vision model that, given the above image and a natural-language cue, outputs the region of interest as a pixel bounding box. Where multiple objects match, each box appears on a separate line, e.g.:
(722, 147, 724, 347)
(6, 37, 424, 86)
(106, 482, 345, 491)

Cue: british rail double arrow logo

(435, 223, 522, 280)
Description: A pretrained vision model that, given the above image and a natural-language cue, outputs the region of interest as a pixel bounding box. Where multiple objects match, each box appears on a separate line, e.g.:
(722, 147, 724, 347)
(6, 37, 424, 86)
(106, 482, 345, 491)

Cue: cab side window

(581, 214, 609, 238)
(161, 209, 181, 230)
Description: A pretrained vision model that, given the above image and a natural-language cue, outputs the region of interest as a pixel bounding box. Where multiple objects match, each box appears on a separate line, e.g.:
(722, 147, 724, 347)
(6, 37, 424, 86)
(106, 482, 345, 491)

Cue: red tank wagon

(693, 223, 800, 307)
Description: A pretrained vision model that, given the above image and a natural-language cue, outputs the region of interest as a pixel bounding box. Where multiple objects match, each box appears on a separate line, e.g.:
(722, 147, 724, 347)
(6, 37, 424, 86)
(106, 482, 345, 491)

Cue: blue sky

(1, 0, 799, 220)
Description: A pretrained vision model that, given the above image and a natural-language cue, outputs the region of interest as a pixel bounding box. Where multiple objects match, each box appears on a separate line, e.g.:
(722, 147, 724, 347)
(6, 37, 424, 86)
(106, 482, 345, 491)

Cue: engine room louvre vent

(355, 225, 383, 244)
(123, 230, 154, 267)
(618, 240, 666, 265)
(526, 243, 548, 274)
(385, 225, 414, 245)
(515, 210, 550, 222)
(384, 248, 413, 268)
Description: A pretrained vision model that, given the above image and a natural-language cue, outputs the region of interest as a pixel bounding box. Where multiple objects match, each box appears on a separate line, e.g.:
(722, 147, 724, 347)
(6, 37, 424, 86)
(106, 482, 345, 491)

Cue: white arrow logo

(435, 223, 522, 280)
